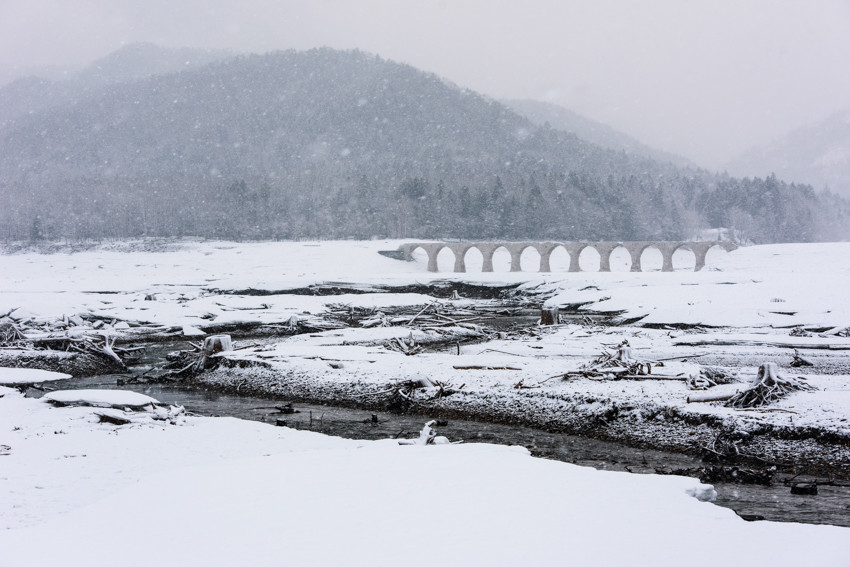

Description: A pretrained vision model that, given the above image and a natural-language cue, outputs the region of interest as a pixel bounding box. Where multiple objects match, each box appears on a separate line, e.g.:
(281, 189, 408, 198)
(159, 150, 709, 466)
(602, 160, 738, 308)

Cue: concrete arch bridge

(383, 241, 737, 273)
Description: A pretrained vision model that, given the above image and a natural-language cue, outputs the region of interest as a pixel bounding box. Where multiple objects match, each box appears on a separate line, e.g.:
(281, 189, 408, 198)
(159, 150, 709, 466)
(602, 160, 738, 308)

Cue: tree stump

(725, 362, 813, 408)
(540, 306, 559, 326)
(615, 340, 633, 362)
(202, 335, 233, 356)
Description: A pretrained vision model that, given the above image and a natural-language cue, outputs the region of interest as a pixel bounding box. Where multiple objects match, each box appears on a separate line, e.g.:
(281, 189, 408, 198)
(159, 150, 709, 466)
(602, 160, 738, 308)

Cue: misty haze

(1, 3, 850, 566)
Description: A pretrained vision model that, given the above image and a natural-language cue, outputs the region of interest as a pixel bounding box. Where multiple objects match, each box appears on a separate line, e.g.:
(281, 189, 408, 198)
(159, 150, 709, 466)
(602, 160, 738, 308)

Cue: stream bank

(194, 361, 850, 481)
(27, 370, 850, 528)
(30, 375, 850, 526)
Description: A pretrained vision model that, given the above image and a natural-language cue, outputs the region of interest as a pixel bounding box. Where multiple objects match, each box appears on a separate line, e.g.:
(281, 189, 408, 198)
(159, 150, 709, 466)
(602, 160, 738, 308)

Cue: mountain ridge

(0, 46, 846, 244)
(503, 99, 695, 169)
(726, 109, 850, 198)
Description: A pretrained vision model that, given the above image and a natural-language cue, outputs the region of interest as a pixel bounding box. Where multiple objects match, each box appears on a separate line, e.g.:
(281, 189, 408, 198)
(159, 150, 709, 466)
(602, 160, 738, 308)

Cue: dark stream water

(34, 369, 850, 528)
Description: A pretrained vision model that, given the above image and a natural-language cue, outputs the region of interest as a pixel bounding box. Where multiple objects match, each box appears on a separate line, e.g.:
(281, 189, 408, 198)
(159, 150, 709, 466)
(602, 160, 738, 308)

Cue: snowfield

(2, 239, 850, 564)
(1, 386, 849, 567)
(1, 239, 848, 329)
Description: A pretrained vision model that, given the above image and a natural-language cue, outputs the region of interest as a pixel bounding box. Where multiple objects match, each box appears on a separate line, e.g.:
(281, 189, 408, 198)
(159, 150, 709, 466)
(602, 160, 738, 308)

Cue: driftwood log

(453, 365, 522, 371)
(687, 391, 737, 403)
(675, 338, 850, 350)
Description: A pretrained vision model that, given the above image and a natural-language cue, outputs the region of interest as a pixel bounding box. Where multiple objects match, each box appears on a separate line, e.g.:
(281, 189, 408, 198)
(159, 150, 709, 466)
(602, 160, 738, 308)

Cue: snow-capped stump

(725, 362, 813, 408)
(202, 334, 233, 356)
(540, 306, 559, 325)
(0, 367, 72, 390)
(43, 389, 160, 410)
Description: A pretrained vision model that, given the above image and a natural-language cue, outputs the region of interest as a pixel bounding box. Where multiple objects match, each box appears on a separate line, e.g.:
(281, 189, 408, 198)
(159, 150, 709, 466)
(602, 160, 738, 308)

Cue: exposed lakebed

(9, 266, 850, 526)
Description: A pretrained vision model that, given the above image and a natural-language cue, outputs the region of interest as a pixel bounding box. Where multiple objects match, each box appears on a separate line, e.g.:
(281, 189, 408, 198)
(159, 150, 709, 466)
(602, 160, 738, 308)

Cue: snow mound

(0, 368, 72, 385)
(43, 389, 160, 408)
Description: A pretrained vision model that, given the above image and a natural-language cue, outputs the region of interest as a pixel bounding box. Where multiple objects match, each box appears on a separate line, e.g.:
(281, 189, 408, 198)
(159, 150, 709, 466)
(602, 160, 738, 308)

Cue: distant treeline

(1, 48, 847, 243)
(4, 170, 846, 244)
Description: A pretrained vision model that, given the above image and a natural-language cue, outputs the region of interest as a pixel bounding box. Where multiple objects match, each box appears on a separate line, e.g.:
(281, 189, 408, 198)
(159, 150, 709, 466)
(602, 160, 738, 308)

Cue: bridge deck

(383, 241, 737, 273)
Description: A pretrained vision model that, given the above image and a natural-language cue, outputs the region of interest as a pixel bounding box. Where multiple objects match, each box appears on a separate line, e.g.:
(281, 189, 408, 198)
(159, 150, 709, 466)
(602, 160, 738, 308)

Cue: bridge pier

(446, 243, 473, 273)
(538, 242, 560, 272)
(566, 244, 585, 272)
(419, 243, 444, 272)
(596, 242, 620, 272)
(477, 243, 500, 272)
(654, 243, 675, 272)
(689, 242, 715, 272)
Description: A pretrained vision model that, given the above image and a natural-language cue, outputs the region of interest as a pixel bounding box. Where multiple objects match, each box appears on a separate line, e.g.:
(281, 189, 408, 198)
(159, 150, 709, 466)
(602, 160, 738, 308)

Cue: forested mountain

(726, 109, 850, 199)
(0, 47, 847, 243)
(504, 99, 694, 168)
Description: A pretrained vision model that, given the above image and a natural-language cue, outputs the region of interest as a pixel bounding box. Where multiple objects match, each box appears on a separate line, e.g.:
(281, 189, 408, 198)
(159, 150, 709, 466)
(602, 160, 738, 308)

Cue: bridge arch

(518, 245, 542, 272)
(491, 245, 512, 272)
(577, 245, 601, 272)
(638, 244, 664, 272)
(407, 244, 436, 272)
(436, 246, 456, 272)
(671, 243, 697, 271)
(462, 246, 484, 272)
(700, 241, 735, 271)
(547, 245, 571, 271)
(608, 244, 632, 272)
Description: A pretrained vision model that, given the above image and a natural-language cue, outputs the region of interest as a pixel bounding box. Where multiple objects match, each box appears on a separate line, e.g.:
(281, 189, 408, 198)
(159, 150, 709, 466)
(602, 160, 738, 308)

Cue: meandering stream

(32, 369, 850, 528)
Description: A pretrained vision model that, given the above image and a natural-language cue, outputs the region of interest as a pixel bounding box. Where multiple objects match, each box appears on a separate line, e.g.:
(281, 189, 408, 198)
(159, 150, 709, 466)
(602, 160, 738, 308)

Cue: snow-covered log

(687, 391, 737, 403)
(43, 389, 160, 410)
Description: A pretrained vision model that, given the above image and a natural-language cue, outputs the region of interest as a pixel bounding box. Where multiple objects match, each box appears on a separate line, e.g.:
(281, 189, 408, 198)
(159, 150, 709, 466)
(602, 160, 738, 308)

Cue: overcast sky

(1, 0, 849, 168)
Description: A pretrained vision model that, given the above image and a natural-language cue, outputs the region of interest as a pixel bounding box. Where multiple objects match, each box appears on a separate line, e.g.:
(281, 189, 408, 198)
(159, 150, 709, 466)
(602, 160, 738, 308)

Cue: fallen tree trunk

(453, 365, 522, 371)
(687, 391, 737, 403)
(674, 338, 850, 350)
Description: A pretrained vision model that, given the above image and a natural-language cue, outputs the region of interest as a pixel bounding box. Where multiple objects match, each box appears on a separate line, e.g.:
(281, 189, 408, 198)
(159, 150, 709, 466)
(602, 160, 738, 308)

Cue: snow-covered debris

(398, 420, 451, 445)
(43, 389, 160, 409)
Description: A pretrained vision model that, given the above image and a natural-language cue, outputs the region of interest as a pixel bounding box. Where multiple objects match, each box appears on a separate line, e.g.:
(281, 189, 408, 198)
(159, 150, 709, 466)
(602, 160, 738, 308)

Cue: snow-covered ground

(1, 239, 848, 329)
(1, 240, 849, 451)
(2, 239, 850, 563)
(1, 384, 849, 567)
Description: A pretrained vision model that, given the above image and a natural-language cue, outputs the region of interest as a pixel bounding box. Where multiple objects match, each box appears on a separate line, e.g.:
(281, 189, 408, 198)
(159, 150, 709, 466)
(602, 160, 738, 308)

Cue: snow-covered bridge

(381, 241, 737, 273)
